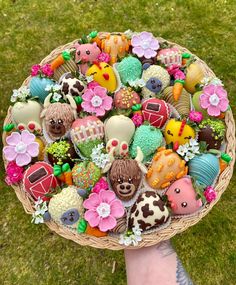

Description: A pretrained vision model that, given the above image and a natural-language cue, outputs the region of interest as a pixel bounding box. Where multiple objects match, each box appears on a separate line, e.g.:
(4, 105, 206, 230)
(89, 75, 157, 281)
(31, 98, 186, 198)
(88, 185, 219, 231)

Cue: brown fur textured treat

(109, 159, 142, 201)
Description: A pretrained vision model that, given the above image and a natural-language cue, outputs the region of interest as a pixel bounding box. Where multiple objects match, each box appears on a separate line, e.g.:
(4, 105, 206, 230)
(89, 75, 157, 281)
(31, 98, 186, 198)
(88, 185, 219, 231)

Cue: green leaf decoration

(77, 219, 87, 233)
(3, 123, 15, 132)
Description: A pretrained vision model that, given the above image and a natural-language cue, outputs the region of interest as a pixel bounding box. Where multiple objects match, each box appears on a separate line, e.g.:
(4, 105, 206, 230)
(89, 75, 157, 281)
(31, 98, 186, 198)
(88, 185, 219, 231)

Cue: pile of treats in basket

(3, 31, 232, 246)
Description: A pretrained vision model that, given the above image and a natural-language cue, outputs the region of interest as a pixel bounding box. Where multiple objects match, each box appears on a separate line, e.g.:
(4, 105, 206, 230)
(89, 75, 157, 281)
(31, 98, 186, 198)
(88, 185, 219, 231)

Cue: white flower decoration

(31, 197, 48, 224)
(185, 151, 195, 162)
(177, 139, 199, 161)
(86, 75, 94, 83)
(11, 86, 30, 103)
(176, 144, 188, 156)
(119, 226, 142, 246)
(52, 93, 62, 102)
(200, 77, 223, 88)
(128, 78, 145, 88)
(91, 143, 110, 169)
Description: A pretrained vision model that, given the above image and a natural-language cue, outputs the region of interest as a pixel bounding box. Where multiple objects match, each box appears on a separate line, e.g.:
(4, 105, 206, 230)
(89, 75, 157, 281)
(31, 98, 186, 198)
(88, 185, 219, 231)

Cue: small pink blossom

(167, 65, 185, 80)
(87, 81, 100, 90)
(31, 64, 41, 76)
(5, 161, 24, 185)
(81, 86, 113, 116)
(200, 84, 229, 117)
(83, 190, 124, 232)
(189, 110, 203, 123)
(204, 186, 217, 203)
(132, 113, 143, 127)
(3, 130, 39, 167)
(131, 31, 159, 59)
(31, 64, 53, 77)
(97, 52, 110, 63)
(41, 64, 54, 77)
(92, 177, 109, 194)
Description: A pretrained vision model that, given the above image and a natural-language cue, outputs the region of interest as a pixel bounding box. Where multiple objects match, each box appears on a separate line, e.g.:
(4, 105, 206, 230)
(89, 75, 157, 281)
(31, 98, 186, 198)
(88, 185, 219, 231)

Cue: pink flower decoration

(97, 52, 110, 63)
(31, 64, 41, 76)
(87, 81, 100, 90)
(5, 161, 24, 185)
(81, 86, 113, 116)
(132, 113, 144, 127)
(167, 65, 185, 80)
(41, 64, 54, 77)
(189, 110, 203, 123)
(131, 31, 160, 59)
(92, 177, 109, 194)
(200, 84, 229, 117)
(83, 190, 125, 232)
(3, 130, 39, 167)
(204, 186, 217, 203)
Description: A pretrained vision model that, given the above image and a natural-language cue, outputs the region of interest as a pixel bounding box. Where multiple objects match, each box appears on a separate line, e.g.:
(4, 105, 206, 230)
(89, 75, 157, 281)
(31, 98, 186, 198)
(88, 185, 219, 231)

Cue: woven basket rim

(2, 34, 235, 250)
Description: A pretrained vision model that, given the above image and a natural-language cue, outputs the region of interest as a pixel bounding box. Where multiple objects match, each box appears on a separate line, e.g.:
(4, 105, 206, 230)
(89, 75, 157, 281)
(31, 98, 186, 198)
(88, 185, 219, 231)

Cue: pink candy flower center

(96, 202, 111, 218)
(209, 94, 220, 106)
(15, 142, 27, 153)
(91, 95, 103, 107)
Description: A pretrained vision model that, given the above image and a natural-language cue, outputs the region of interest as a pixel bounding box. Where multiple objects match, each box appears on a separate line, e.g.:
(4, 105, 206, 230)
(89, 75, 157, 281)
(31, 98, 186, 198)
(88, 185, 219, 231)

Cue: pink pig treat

(165, 177, 202, 215)
(74, 42, 101, 74)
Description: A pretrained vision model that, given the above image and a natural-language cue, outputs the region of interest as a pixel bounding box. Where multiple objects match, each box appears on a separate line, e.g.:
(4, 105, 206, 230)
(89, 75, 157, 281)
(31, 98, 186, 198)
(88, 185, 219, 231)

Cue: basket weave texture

(2, 34, 235, 250)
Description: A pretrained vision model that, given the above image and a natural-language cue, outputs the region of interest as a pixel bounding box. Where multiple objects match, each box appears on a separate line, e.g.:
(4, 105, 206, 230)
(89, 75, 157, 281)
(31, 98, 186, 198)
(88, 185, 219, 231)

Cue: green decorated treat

(46, 140, 77, 167)
(77, 139, 102, 158)
(130, 125, 163, 162)
(70, 116, 105, 159)
(198, 118, 226, 150)
(72, 161, 101, 191)
(116, 56, 142, 85)
(192, 91, 209, 118)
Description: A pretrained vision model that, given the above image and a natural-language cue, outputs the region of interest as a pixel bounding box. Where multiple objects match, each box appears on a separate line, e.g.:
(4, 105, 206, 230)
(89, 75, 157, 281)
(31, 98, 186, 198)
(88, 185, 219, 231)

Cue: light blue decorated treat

(188, 153, 220, 186)
(116, 56, 142, 85)
(29, 77, 55, 103)
(130, 125, 163, 162)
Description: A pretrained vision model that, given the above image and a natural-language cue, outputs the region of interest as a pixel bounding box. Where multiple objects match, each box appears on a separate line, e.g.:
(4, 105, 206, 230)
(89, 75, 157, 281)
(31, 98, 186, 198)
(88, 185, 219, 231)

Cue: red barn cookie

(142, 98, 170, 128)
(23, 162, 58, 201)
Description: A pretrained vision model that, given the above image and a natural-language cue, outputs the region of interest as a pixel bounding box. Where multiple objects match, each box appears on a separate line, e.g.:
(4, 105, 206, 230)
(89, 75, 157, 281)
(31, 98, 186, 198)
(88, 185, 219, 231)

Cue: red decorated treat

(23, 162, 58, 201)
(142, 98, 170, 128)
(114, 87, 140, 109)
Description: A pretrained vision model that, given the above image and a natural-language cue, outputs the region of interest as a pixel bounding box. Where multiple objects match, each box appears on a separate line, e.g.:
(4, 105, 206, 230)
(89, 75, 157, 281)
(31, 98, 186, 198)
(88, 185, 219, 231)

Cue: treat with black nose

(109, 159, 142, 201)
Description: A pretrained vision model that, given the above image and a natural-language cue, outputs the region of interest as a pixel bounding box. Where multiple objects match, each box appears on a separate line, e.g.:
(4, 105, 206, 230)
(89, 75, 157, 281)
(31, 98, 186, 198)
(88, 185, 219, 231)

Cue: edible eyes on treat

(167, 130, 173, 136)
(3, 30, 232, 248)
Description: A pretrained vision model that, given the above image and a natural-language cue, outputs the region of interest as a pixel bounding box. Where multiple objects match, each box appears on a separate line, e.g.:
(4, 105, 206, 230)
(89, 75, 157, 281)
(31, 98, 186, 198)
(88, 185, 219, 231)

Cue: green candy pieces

(116, 56, 142, 85)
(77, 138, 103, 159)
(130, 125, 163, 162)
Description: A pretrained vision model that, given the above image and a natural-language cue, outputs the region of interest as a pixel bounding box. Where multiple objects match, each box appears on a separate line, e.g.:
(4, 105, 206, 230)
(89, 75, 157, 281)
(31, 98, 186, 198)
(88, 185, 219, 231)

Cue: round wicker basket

(2, 33, 235, 250)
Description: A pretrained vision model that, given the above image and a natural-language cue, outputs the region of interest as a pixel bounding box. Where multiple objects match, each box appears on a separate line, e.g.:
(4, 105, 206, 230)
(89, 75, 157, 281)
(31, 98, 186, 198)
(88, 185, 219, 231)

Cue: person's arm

(124, 240, 194, 285)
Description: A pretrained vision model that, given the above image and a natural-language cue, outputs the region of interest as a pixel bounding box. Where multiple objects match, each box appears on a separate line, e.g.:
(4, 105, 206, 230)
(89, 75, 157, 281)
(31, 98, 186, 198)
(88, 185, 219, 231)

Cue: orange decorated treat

(146, 147, 188, 189)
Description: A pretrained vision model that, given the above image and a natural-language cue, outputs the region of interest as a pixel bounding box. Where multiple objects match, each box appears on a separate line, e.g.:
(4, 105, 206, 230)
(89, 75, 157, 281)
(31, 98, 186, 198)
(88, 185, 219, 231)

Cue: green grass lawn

(0, 0, 235, 284)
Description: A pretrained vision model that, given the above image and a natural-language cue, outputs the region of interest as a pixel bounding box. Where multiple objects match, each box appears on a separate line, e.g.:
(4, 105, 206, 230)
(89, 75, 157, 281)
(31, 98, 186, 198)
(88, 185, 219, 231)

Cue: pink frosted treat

(74, 42, 101, 74)
(165, 177, 202, 215)
(157, 47, 182, 68)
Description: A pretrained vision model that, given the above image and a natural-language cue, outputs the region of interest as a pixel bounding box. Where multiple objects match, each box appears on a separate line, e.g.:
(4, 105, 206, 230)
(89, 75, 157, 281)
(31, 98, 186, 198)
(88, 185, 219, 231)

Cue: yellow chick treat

(86, 62, 117, 92)
(164, 119, 195, 150)
(146, 147, 188, 189)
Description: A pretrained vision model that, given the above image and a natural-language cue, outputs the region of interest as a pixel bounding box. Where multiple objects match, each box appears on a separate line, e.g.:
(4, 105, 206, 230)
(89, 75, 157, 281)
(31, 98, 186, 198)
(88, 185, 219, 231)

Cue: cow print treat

(60, 72, 86, 97)
(128, 191, 170, 231)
